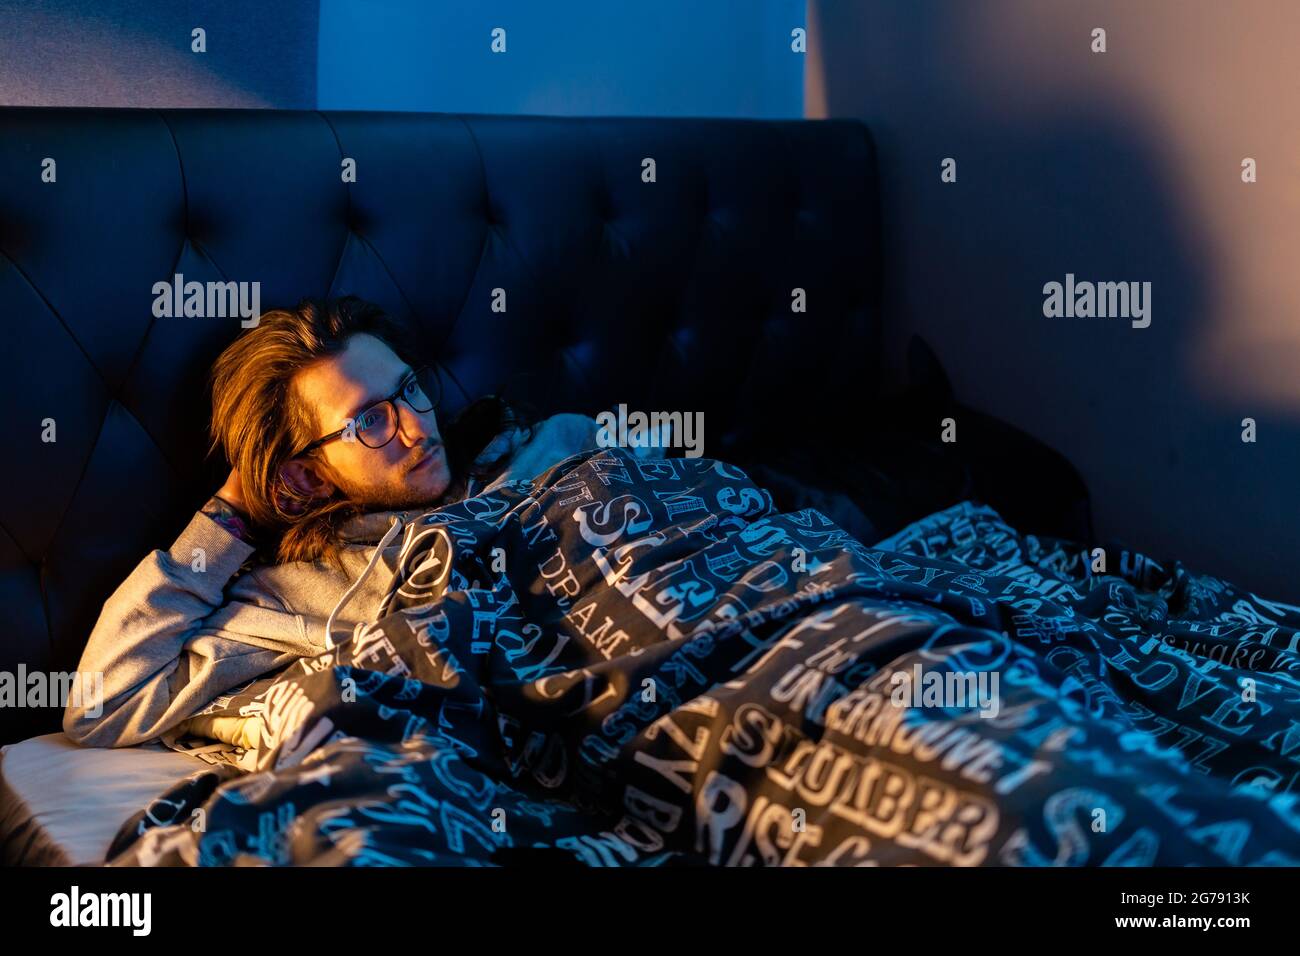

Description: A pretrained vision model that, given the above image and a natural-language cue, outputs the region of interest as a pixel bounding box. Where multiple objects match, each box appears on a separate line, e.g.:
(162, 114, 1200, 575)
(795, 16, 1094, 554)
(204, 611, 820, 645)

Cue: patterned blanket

(108, 449, 1300, 866)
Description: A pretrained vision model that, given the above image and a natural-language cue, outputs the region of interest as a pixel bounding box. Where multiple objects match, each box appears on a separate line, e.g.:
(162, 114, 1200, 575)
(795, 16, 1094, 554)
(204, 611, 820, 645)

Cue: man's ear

(278, 458, 336, 514)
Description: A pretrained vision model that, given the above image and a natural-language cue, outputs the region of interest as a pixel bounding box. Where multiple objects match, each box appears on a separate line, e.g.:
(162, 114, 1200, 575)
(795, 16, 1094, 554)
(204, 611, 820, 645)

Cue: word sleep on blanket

(109, 449, 1300, 866)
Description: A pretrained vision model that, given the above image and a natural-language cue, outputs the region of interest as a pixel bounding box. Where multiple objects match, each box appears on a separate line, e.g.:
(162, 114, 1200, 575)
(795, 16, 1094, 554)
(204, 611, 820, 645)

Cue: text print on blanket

(112, 452, 1300, 867)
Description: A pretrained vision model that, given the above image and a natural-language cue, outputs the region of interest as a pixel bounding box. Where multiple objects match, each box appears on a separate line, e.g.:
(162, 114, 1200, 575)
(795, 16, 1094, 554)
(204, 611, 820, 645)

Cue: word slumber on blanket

(1042, 273, 1151, 328)
(112, 452, 1300, 867)
(700, 701, 1000, 866)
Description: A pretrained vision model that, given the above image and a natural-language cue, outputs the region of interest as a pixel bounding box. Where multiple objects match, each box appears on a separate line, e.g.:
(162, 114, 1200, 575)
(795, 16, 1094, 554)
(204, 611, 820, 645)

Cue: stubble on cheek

(329, 444, 451, 511)
(418, 452, 452, 501)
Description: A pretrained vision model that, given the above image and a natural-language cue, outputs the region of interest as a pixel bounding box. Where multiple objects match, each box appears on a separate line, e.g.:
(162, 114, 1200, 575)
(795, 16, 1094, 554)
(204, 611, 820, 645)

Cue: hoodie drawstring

(323, 515, 406, 650)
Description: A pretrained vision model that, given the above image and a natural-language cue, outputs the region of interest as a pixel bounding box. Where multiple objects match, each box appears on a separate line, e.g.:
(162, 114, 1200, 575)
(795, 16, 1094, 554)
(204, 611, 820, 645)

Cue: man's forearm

(201, 495, 258, 546)
(63, 506, 261, 746)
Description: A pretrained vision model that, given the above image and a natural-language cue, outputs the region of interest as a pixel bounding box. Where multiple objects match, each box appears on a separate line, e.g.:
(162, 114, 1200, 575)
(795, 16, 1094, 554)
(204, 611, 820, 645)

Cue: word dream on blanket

(108, 449, 1300, 867)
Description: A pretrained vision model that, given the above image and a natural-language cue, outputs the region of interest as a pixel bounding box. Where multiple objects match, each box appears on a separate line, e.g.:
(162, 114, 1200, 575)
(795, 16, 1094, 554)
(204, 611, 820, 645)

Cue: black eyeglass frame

(295, 365, 440, 457)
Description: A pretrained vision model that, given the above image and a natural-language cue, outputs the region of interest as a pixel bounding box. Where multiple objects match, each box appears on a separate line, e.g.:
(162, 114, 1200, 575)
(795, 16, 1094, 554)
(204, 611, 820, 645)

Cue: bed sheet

(0, 732, 206, 865)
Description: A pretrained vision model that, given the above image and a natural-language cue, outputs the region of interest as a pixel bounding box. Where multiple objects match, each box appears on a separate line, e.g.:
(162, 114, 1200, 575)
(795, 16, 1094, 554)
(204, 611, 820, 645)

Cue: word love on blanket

(110, 449, 1300, 867)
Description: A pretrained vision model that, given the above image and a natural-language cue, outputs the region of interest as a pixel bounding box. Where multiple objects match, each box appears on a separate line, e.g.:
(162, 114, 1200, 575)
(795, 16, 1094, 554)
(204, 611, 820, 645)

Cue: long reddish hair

(208, 296, 528, 568)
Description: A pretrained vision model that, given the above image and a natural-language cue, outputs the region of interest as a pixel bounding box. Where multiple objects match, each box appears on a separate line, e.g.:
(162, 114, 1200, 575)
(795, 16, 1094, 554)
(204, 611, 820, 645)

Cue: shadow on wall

(808, 0, 1300, 602)
(0, 0, 317, 107)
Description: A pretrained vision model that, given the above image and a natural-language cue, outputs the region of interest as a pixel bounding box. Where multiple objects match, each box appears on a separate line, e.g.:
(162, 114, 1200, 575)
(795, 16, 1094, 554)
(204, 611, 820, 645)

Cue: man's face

(292, 333, 451, 510)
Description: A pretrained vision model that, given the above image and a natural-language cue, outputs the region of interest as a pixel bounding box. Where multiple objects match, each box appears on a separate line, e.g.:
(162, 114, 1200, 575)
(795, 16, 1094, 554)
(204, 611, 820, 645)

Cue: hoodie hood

(324, 511, 410, 649)
(336, 507, 430, 546)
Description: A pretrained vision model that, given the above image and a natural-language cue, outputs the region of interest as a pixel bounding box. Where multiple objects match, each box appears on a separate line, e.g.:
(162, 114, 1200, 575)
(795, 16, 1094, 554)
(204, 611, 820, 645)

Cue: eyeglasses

(297, 366, 441, 456)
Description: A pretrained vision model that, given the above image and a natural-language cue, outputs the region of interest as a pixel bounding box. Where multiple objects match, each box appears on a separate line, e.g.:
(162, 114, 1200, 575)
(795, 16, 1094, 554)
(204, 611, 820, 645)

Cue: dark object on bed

(734, 334, 1093, 550)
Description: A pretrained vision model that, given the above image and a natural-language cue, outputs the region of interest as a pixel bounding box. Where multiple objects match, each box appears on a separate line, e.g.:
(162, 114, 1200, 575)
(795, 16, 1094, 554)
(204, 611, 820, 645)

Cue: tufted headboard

(0, 107, 881, 744)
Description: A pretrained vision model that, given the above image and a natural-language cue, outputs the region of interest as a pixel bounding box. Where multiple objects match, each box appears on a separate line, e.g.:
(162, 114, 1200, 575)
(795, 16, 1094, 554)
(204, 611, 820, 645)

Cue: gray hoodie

(62, 413, 606, 748)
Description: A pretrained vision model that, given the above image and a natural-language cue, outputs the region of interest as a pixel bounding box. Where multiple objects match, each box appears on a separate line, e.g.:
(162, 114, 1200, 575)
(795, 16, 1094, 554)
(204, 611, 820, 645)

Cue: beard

(327, 445, 452, 512)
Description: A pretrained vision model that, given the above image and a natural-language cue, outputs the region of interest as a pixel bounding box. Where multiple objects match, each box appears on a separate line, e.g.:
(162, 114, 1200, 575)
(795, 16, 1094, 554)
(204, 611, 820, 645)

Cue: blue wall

(0, 1, 804, 117)
(317, 0, 804, 117)
(0, 0, 317, 108)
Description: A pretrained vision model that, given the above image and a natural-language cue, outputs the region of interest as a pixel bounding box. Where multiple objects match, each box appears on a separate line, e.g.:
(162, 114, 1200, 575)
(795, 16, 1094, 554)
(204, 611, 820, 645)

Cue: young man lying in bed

(62, 297, 1300, 866)
(63, 296, 605, 750)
